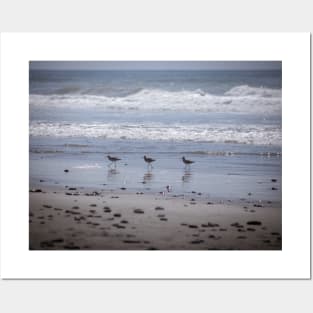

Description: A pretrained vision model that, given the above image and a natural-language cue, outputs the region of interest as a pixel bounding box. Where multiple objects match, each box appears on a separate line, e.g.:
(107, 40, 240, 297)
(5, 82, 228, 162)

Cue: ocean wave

(29, 85, 281, 114)
(30, 121, 282, 146)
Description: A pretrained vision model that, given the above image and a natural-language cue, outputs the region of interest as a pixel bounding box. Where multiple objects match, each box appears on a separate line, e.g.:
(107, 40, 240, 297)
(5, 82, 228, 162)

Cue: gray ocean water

(29, 70, 282, 201)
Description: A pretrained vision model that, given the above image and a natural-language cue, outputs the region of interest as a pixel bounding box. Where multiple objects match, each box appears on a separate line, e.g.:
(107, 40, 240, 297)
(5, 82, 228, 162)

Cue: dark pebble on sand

(237, 236, 247, 239)
(43, 204, 52, 208)
(40, 241, 54, 248)
(155, 206, 164, 210)
(191, 191, 196, 194)
(123, 240, 141, 244)
(134, 209, 144, 214)
(188, 224, 198, 229)
(64, 169, 69, 173)
(237, 229, 246, 232)
(253, 204, 263, 207)
(121, 220, 128, 224)
(190, 240, 204, 244)
(271, 232, 280, 236)
(64, 246, 81, 250)
(65, 192, 73, 196)
(89, 209, 96, 213)
(207, 222, 219, 227)
(248, 192, 252, 196)
(160, 218, 168, 221)
(65, 210, 80, 215)
(247, 221, 262, 226)
(51, 238, 64, 243)
(114, 213, 122, 217)
(271, 179, 277, 182)
(113, 223, 125, 229)
(272, 187, 278, 190)
(207, 202, 213, 205)
(120, 187, 126, 190)
(90, 204, 97, 207)
(68, 187, 77, 191)
(231, 222, 244, 228)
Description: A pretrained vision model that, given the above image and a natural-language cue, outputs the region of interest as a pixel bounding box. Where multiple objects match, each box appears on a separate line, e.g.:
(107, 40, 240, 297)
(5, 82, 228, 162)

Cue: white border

(0, 33, 310, 279)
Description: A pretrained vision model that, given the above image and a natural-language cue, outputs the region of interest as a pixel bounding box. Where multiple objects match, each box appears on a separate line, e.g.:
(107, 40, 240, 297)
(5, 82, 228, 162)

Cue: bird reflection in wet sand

(107, 168, 119, 181)
(182, 169, 192, 183)
(143, 170, 154, 184)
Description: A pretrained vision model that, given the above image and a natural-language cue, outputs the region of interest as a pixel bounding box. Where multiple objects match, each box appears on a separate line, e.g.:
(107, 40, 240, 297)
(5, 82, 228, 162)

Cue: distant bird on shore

(107, 155, 121, 168)
(182, 156, 194, 169)
(144, 155, 155, 169)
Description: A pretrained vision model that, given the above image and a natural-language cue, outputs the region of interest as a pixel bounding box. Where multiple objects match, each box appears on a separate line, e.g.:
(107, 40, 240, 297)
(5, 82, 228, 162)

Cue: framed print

(0, 33, 310, 279)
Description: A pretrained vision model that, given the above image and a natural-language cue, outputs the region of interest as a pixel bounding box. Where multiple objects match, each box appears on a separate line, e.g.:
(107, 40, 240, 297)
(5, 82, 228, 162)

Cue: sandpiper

(144, 155, 155, 169)
(182, 156, 194, 168)
(107, 155, 121, 168)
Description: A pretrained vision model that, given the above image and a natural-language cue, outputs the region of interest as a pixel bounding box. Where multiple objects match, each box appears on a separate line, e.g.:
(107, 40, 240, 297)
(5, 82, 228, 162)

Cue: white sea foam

(73, 163, 102, 169)
(30, 85, 282, 114)
(30, 121, 281, 146)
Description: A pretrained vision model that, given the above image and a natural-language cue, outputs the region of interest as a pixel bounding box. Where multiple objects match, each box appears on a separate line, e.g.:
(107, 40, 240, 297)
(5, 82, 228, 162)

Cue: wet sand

(29, 186, 282, 250)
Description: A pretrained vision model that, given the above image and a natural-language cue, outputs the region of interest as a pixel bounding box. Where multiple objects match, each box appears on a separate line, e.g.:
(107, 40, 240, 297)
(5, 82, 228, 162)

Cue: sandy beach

(29, 184, 281, 250)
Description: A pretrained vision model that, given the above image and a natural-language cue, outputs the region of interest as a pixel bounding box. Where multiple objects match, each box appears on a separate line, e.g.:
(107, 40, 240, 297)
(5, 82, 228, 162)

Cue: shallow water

(29, 68, 282, 203)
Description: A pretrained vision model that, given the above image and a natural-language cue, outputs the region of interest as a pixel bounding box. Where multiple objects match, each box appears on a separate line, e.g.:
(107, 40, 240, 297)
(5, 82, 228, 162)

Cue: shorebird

(182, 156, 194, 169)
(144, 155, 155, 169)
(107, 155, 121, 168)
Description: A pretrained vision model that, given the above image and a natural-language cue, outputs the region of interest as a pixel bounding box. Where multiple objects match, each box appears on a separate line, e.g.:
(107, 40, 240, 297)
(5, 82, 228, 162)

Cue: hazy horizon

(30, 61, 282, 71)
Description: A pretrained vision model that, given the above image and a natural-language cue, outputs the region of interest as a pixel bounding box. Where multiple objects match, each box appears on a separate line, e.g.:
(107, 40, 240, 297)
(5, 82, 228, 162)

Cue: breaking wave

(30, 85, 282, 114)
(30, 121, 281, 146)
